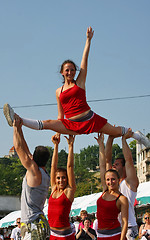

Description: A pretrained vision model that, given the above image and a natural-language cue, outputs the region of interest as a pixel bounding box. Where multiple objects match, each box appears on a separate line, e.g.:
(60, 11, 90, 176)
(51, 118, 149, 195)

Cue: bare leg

(99, 123, 123, 137)
(43, 119, 79, 135)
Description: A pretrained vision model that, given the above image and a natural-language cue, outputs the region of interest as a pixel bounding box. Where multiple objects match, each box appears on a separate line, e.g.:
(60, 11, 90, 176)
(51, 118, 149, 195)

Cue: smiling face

(61, 63, 76, 82)
(83, 219, 91, 229)
(105, 171, 119, 191)
(55, 171, 68, 190)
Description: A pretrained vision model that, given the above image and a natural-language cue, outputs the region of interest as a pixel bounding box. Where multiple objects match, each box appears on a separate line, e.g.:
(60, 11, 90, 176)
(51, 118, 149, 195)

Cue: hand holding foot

(3, 103, 15, 127)
(122, 128, 133, 140)
(13, 114, 23, 128)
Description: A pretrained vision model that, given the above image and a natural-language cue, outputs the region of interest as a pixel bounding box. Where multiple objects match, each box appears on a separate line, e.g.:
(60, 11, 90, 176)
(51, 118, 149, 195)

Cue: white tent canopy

(0, 181, 150, 228)
(0, 210, 21, 228)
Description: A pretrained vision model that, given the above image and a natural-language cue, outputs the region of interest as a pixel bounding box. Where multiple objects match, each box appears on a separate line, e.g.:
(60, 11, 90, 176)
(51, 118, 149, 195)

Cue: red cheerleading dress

(48, 191, 75, 240)
(97, 191, 122, 240)
(48, 191, 71, 228)
(59, 84, 107, 134)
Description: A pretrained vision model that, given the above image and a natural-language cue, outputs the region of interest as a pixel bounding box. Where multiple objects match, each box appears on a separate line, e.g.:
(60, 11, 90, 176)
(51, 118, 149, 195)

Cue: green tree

(80, 145, 99, 170)
(0, 157, 26, 195)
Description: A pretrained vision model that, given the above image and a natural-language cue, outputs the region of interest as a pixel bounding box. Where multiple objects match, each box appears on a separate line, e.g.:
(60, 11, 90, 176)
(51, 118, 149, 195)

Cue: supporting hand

(13, 114, 23, 128)
(94, 132, 104, 145)
(51, 134, 60, 145)
(64, 135, 75, 146)
(122, 128, 133, 140)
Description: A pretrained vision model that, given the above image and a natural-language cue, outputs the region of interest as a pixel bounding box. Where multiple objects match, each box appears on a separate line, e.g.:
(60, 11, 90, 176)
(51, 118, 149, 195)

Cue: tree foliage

(0, 157, 26, 195)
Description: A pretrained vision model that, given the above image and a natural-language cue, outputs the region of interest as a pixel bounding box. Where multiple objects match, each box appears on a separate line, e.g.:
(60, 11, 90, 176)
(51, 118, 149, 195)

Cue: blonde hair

(143, 212, 150, 223)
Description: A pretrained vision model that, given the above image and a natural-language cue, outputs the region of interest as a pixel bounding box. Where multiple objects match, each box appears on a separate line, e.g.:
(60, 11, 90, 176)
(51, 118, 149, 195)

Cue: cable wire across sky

(0, 94, 150, 110)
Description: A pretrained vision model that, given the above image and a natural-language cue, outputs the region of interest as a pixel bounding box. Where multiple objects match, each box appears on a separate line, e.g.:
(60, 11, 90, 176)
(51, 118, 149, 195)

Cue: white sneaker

(3, 103, 15, 127)
(135, 131, 150, 148)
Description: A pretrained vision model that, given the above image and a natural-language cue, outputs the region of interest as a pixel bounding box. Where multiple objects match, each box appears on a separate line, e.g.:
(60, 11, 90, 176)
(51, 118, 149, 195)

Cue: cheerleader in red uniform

(3, 27, 150, 148)
(48, 134, 76, 240)
(95, 133, 128, 240)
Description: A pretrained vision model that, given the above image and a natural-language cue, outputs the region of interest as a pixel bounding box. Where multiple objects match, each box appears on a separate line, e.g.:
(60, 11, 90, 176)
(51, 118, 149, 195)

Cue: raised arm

(122, 129, 139, 191)
(50, 135, 60, 190)
(64, 135, 76, 202)
(95, 133, 106, 190)
(13, 115, 38, 174)
(105, 136, 114, 170)
(76, 26, 94, 88)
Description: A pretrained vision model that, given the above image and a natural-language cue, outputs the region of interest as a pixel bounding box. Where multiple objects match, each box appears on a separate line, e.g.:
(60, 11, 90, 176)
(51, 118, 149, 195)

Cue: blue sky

(0, 0, 150, 157)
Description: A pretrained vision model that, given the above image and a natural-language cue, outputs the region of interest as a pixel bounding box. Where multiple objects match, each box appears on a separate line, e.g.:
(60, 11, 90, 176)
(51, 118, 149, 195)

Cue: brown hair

(104, 168, 120, 180)
(80, 210, 88, 216)
(60, 60, 79, 83)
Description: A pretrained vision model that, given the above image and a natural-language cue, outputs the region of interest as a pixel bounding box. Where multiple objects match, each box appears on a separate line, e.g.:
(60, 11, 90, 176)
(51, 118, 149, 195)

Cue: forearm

(120, 221, 128, 240)
(67, 144, 74, 168)
(99, 142, 106, 170)
(51, 144, 58, 169)
(76, 231, 82, 239)
(67, 143, 76, 190)
(138, 226, 144, 239)
(80, 38, 91, 69)
(105, 136, 113, 170)
(99, 141, 106, 189)
(122, 138, 132, 161)
(13, 126, 29, 155)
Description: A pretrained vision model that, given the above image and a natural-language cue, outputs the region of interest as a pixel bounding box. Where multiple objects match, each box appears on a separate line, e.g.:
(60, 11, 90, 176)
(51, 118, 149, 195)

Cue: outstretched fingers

(87, 26, 94, 40)
(94, 132, 104, 144)
(64, 135, 75, 145)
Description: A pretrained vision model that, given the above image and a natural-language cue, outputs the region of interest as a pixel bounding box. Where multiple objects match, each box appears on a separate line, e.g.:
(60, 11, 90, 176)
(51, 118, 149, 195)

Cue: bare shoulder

(119, 194, 128, 204)
(56, 87, 62, 97)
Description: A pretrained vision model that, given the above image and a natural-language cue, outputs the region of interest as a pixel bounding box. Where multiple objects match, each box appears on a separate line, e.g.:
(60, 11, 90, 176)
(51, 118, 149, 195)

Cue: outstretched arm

(51, 135, 60, 190)
(76, 26, 94, 89)
(105, 136, 114, 170)
(65, 135, 76, 202)
(95, 133, 107, 190)
(122, 129, 139, 191)
(13, 115, 37, 173)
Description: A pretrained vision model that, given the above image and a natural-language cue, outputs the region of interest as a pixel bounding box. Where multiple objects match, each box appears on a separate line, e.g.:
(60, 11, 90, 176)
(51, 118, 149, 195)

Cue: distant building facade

(136, 143, 150, 183)
(4, 146, 18, 158)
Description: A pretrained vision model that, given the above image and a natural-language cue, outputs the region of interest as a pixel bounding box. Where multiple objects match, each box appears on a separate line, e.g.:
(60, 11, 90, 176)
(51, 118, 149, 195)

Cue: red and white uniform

(48, 191, 74, 240)
(59, 84, 107, 134)
(97, 191, 122, 240)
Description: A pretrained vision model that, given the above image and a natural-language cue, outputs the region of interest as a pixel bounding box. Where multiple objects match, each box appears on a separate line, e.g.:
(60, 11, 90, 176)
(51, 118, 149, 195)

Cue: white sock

(132, 132, 141, 141)
(122, 127, 129, 135)
(22, 118, 43, 130)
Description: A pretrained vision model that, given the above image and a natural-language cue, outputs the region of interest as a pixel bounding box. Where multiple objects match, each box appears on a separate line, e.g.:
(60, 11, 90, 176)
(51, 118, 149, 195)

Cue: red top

(97, 192, 121, 230)
(59, 84, 91, 118)
(48, 192, 72, 228)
